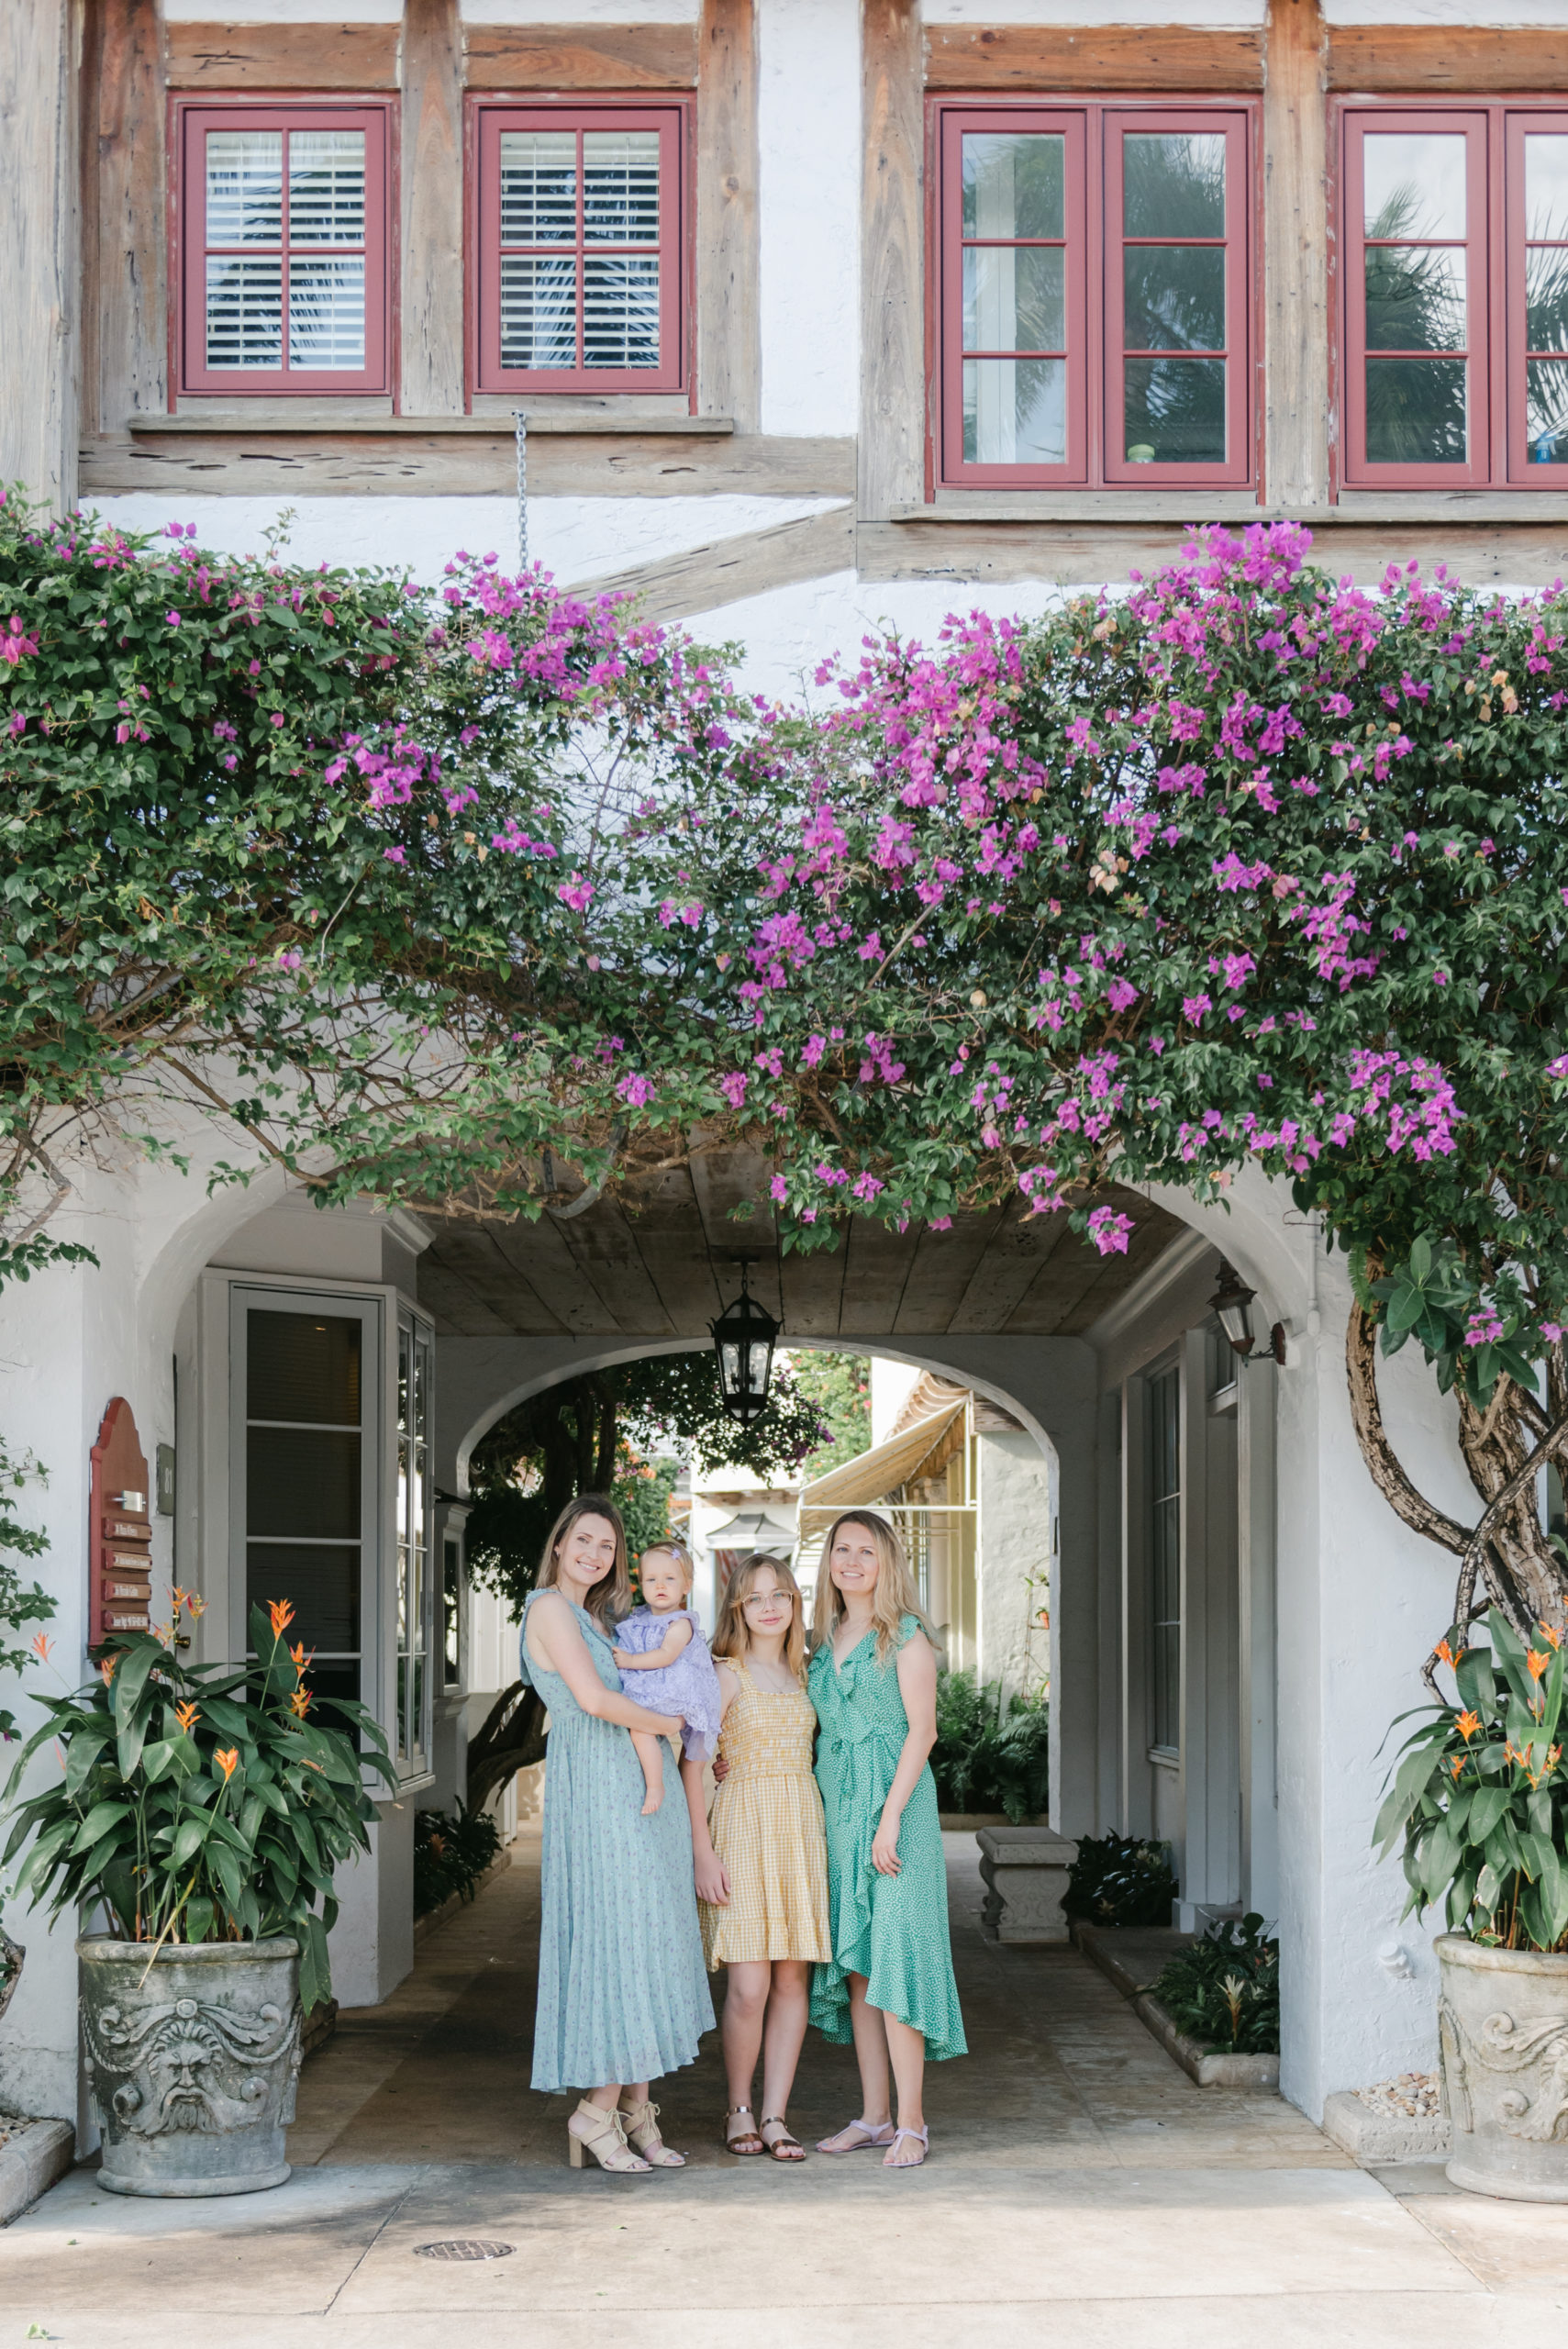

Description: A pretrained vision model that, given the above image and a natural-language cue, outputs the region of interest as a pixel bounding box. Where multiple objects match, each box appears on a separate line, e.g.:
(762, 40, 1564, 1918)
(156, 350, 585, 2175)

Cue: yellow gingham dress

(700, 1663, 831, 1969)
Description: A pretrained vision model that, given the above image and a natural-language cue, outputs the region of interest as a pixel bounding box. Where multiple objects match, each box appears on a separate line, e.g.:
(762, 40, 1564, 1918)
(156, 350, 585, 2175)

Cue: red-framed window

(176, 102, 391, 396)
(934, 101, 1254, 490)
(1340, 105, 1568, 486)
(471, 102, 687, 395)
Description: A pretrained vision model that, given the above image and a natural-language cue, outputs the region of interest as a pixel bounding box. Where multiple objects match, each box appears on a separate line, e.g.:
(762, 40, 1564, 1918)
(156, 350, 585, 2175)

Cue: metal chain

(513, 408, 528, 573)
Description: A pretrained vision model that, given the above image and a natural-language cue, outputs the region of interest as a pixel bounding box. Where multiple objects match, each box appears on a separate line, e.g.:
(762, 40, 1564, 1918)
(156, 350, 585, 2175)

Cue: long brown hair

(537, 1493, 632, 1628)
(811, 1509, 934, 1665)
(712, 1552, 806, 1682)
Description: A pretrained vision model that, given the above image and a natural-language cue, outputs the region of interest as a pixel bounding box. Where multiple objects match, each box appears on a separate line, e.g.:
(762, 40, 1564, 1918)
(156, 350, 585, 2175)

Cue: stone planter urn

(78, 1936, 302, 2198)
(1438, 1932, 1568, 2200)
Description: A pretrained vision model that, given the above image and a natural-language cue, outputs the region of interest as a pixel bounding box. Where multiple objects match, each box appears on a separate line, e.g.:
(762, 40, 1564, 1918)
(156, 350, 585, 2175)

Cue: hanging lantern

(710, 1264, 781, 1426)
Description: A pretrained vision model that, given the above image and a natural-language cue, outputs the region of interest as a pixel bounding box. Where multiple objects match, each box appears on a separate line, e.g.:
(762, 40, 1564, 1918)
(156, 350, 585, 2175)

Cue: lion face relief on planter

(80, 1941, 303, 2197)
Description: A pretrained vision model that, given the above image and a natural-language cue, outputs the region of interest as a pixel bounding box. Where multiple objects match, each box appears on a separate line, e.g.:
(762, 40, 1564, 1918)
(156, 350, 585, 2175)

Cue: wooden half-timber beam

(166, 22, 399, 89)
(401, 0, 465, 417)
(1262, 0, 1330, 507)
(924, 24, 1264, 90)
(462, 22, 698, 91)
(564, 505, 855, 623)
(80, 0, 167, 438)
(695, 0, 761, 432)
(861, 0, 925, 521)
(1328, 26, 1568, 93)
(0, 0, 79, 510)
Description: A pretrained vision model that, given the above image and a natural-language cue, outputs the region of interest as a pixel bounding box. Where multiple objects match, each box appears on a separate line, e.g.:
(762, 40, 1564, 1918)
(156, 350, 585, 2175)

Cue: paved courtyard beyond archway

(3, 1844, 1566, 2346)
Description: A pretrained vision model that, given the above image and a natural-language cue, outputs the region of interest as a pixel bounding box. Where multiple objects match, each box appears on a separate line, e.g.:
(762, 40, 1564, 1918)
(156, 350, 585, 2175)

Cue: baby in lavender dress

(613, 1542, 723, 1815)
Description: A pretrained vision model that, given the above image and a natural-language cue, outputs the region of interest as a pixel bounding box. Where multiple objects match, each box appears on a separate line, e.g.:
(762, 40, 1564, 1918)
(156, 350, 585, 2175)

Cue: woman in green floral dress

(807, 1509, 966, 2168)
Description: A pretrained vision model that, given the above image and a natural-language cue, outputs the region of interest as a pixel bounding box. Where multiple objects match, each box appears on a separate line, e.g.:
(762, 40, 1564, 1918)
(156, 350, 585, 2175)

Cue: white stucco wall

(757, 0, 861, 439)
(976, 1428, 1052, 1702)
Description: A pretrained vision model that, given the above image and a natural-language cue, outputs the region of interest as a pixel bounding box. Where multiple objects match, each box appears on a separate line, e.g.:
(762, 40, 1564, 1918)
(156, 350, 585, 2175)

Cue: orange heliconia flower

(1456, 1709, 1482, 1742)
(287, 1687, 311, 1719)
(174, 1701, 200, 1734)
(30, 1631, 53, 1664)
(183, 1593, 207, 1620)
(1540, 1624, 1563, 1652)
(98, 1657, 117, 1687)
(1450, 1754, 1465, 1780)
(1433, 1639, 1458, 1670)
(289, 1640, 316, 1675)
(215, 1747, 239, 1781)
(1529, 1649, 1551, 1683)
(268, 1598, 295, 1638)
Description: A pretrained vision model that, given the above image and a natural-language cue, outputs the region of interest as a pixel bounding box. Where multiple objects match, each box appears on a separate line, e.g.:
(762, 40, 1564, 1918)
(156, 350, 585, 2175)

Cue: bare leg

(817, 1971, 895, 2153)
(881, 2010, 927, 2165)
(721, 1962, 769, 2147)
(759, 1959, 809, 2159)
(630, 1729, 664, 1815)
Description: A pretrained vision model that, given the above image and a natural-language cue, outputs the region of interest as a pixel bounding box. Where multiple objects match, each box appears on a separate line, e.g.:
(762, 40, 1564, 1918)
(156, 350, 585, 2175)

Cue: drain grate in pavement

(413, 2240, 517, 2262)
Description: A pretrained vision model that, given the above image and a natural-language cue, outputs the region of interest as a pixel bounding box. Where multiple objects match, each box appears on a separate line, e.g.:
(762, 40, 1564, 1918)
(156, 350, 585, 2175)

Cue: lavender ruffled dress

(616, 1605, 725, 1761)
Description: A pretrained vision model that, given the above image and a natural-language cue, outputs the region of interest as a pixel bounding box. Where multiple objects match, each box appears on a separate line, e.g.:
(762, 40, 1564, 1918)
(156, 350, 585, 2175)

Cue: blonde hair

(713, 1552, 806, 1682)
(537, 1493, 632, 1628)
(638, 1539, 694, 1592)
(811, 1509, 934, 1666)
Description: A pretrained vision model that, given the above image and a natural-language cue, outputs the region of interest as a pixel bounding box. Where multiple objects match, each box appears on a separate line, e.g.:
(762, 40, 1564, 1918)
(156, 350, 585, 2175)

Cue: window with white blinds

(181, 106, 388, 394)
(475, 106, 685, 395)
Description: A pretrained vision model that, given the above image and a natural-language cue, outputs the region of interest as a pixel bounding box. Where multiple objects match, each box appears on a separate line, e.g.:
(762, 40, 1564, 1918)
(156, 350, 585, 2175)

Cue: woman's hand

(871, 1808, 903, 1876)
(694, 1850, 730, 1907)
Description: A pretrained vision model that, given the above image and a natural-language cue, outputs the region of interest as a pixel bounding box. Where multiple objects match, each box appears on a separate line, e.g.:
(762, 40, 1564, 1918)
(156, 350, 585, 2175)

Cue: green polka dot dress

(808, 1613, 967, 2062)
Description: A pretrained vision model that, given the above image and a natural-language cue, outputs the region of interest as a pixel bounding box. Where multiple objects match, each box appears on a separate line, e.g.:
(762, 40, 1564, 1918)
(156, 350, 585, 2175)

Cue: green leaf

(68, 1799, 129, 1856)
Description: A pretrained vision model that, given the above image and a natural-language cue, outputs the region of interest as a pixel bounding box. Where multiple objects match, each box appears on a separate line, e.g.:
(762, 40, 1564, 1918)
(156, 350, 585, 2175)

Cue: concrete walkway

(5, 1835, 1568, 2347)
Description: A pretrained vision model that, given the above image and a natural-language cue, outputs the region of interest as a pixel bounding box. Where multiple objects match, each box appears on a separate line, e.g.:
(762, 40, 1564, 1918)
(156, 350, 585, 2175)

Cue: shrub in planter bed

(414, 1803, 502, 1918)
(1148, 1914, 1280, 2056)
(931, 1669, 1050, 1822)
(1063, 1830, 1179, 1928)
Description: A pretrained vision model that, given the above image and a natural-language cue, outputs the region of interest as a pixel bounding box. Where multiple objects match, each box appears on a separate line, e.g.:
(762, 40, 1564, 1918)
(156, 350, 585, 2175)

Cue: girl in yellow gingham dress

(681, 1553, 829, 2164)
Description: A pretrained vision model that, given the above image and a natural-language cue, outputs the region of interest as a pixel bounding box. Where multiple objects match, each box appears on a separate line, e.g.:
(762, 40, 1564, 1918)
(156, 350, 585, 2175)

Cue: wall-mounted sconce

(1209, 1260, 1287, 1367)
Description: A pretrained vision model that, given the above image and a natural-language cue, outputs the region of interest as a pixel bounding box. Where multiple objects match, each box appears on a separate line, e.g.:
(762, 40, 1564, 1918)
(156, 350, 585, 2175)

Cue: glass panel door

(396, 1316, 434, 1773)
(1148, 1364, 1181, 1756)
(236, 1294, 378, 1736)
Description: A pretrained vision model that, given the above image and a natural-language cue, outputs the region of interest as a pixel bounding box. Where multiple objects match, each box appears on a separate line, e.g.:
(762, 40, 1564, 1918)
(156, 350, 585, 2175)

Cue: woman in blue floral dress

(518, 1495, 715, 2174)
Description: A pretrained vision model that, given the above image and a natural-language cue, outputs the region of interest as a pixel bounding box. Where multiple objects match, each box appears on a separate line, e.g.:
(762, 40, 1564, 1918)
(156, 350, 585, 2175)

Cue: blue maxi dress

(519, 1590, 715, 2093)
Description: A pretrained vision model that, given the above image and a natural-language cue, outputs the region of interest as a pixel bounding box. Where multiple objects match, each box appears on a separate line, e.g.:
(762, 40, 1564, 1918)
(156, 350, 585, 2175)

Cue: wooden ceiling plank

(546, 1194, 678, 1337)
(686, 1139, 784, 1323)
(944, 1210, 1074, 1335)
(1051, 1208, 1190, 1337)
(617, 1165, 728, 1332)
(487, 1213, 627, 1336)
(892, 1207, 1006, 1334)
(836, 1215, 919, 1336)
(779, 1224, 851, 1337)
(418, 1224, 568, 1336)
(416, 1258, 517, 1339)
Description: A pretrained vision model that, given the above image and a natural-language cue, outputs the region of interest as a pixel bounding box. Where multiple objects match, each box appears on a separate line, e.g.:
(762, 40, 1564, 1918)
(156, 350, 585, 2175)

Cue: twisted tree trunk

(1345, 1305, 1568, 1653)
(465, 1679, 547, 1816)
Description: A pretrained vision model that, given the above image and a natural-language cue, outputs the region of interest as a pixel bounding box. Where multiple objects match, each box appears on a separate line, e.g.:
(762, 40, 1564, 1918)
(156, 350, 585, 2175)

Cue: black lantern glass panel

(710, 1265, 780, 1426)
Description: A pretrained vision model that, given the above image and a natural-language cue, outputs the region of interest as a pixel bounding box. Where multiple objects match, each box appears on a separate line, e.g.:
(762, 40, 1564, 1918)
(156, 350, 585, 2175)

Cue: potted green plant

(2, 1592, 392, 2198)
(1376, 1608, 1568, 2200)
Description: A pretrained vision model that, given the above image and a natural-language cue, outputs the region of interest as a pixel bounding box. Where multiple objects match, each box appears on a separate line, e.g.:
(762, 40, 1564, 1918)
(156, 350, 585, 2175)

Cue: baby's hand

(612, 1647, 634, 1668)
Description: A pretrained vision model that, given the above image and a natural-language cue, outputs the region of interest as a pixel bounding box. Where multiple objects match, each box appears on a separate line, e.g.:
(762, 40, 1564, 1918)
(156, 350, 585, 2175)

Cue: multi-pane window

(1148, 1364, 1181, 1757)
(937, 103, 1252, 488)
(473, 105, 686, 394)
(234, 1292, 378, 1733)
(179, 106, 388, 395)
(395, 1315, 434, 1775)
(1342, 106, 1568, 485)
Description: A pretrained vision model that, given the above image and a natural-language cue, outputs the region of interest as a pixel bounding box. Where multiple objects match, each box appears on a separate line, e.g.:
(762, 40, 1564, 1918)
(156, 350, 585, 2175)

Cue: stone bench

(976, 1824, 1079, 1944)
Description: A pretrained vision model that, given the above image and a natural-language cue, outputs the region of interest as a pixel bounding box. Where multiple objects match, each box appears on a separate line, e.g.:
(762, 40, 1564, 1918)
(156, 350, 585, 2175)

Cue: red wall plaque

(89, 1398, 152, 1646)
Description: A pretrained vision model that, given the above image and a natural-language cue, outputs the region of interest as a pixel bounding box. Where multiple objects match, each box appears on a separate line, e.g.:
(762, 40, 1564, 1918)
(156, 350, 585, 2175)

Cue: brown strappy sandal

(761, 2115, 806, 2163)
(723, 2103, 764, 2155)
